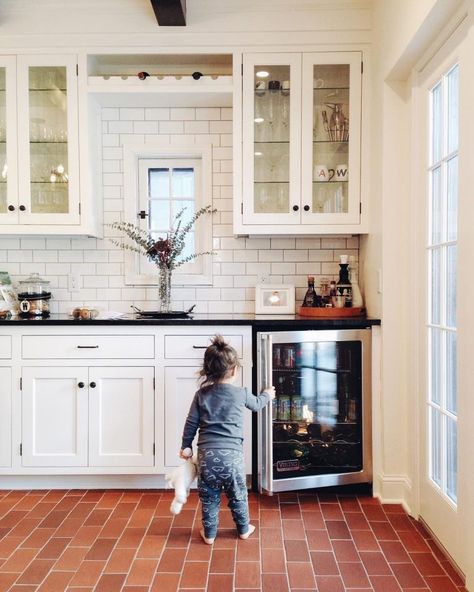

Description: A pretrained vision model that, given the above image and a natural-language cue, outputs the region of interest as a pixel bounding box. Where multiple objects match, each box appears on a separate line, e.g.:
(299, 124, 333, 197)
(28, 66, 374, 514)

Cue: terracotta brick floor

(0, 488, 467, 592)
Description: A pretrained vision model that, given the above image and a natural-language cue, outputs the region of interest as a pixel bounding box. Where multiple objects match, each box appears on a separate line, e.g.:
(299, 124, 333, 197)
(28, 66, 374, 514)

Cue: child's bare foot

(200, 529, 215, 545)
(239, 524, 256, 540)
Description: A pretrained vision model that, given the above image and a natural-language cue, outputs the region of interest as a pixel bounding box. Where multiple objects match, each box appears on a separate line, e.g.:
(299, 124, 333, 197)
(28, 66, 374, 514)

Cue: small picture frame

(255, 284, 295, 315)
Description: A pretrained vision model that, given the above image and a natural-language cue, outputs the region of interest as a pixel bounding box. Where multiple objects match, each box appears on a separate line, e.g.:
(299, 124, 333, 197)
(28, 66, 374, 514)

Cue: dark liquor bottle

(336, 255, 352, 307)
(302, 276, 317, 307)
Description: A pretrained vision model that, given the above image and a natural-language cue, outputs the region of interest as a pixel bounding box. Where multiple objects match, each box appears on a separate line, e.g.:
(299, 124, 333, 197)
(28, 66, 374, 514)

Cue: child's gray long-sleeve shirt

(181, 383, 270, 452)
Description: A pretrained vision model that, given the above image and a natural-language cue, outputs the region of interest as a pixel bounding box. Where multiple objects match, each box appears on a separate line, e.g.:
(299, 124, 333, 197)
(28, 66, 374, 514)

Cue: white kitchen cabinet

(162, 365, 251, 474)
(235, 51, 364, 235)
(21, 365, 154, 468)
(21, 366, 89, 467)
(0, 54, 99, 235)
(89, 366, 154, 467)
(0, 368, 12, 467)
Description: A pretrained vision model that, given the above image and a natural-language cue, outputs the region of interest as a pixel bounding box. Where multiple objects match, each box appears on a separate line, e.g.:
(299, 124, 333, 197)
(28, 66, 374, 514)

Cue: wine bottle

(336, 255, 352, 307)
(302, 276, 317, 307)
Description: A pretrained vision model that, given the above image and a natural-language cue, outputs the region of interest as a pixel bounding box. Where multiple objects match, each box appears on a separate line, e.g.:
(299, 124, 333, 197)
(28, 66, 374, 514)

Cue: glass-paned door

(17, 55, 80, 225)
(258, 330, 371, 494)
(301, 53, 362, 224)
(242, 53, 302, 225)
(0, 57, 18, 223)
(427, 64, 459, 504)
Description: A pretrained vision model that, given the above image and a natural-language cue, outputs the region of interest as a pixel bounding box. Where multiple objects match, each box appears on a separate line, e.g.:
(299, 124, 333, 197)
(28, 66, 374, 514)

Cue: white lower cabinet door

(88, 367, 154, 467)
(0, 368, 12, 467)
(21, 366, 88, 467)
(163, 367, 248, 472)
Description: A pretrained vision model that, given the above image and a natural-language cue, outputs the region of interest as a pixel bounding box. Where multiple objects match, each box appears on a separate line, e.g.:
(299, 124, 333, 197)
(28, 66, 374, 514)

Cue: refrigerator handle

(259, 333, 273, 495)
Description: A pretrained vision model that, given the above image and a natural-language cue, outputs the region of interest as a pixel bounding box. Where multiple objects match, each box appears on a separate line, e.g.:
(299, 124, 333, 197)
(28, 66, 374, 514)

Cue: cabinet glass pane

(0, 68, 7, 214)
(29, 66, 69, 214)
(253, 65, 290, 214)
(271, 340, 362, 480)
(312, 64, 349, 214)
(430, 407, 441, 487)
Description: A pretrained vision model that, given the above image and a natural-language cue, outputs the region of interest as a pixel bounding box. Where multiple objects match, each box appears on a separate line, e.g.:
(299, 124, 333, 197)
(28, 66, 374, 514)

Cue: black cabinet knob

(7, 205, 15, 211)
(292, 205, 299, 212)
(303, 205, 310, 212)
(19, 205, 26, 212)
(78, 382, 85, 388)
(89, 382, 96, 388)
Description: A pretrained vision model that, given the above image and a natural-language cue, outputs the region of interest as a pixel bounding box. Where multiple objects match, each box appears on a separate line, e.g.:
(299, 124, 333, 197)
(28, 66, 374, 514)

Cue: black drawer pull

(78, 382, 85, 388)
(77, 345, 99, 349)
(90, 382, 96, 388)
(192, 345, 208, 349)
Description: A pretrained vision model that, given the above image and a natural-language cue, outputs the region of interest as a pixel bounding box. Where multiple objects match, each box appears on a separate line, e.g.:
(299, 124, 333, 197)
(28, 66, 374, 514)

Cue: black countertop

(0, 313, 380, 329)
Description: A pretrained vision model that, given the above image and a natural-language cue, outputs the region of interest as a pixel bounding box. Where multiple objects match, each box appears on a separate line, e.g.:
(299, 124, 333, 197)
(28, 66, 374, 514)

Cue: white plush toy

(165, 447, 198, 515)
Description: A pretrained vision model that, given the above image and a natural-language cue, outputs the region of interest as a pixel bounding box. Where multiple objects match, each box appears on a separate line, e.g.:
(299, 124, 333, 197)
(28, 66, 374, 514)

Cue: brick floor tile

(310, 551, 339, 575)
(320, 504, 344, 520)
(180, 561, 209, 588)
(261, 548, 286, 573)
(306, 529, 332, 551)
(260, 510, 281, 528)
(151, 572, 181, 592)
(409, 552, 445, 576)
(95, 573, 127, 592)
(236, 538, 259, 561)
(68, 560, 106, 587)
(339, 561, 371, 588)
(104, 548, 136, 573)
(345, 511, 371, 530)
(398, 530, 431, 553)
(352, 529, 380, 551)
(85, 537, 116, 561)
(371, 521, 400, 541)
(0, 547, 37, 572)
(359, 550, 392, 575)
(300, 510, 324, 529)
(260, 527, 284, 549)
(54, 546, 89, 571)
(210, 548, 235, 573)
(424, 575, 459, 592)
(287, 562, 316, 588)
(370, 575, 403, 592)
(262, 573, 289, 592)
(282, 519, 305, 540)
(332, 539, 359, 562)
(325, 520, 351, 540)
(37, 570, 74, 591)
(207, 573, 234, 592)
(235, 561, 261, 588)
(126, 559, 157, 586)
(391, 562, 426, 588)
(37, 537, 71, 560)
(284, 539, 309, 561)
(315, 575, 345, 592)
(137, 534, 166, 558)
(280, 504, 301, 519)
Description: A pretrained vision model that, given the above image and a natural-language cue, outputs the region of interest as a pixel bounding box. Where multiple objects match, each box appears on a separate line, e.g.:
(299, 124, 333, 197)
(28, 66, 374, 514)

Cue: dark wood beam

(150, 0, 186, 26)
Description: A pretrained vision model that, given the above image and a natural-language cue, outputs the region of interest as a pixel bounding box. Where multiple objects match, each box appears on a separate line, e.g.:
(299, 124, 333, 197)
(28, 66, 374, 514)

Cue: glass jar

(18, 273, 52, 317)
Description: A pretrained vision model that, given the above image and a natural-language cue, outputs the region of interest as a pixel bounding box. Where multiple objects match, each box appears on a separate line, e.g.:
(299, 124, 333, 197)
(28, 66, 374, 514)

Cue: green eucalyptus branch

(108, 205, 216, 271)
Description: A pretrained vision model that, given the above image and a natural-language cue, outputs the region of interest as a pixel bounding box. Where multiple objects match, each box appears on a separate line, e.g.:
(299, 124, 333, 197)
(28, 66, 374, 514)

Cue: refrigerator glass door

(258, 329, 371, 494)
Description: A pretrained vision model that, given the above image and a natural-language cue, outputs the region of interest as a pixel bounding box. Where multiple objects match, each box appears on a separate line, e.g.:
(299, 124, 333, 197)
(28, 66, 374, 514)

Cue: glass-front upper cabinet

(238, 51, 363, 233)
(301, 52, 362, 225)
(0, 57, 18, 224)
(242, 53, 302, 225)
(16, 55, 80, 225)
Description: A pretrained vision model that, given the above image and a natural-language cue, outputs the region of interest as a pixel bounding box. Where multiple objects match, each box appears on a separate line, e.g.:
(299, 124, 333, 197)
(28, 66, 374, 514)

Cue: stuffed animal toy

(165, 447, 198, 515)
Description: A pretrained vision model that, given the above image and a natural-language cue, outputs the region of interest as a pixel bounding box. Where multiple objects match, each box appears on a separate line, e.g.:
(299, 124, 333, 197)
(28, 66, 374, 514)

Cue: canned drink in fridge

(283, 346, 295, 368)
(291, 396, 304, 421)
(278, 395, 291, 421)
(273, 345, 282, 367)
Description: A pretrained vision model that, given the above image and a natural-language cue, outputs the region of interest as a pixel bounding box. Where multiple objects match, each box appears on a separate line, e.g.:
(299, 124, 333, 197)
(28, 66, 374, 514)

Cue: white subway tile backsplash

(196, 108, 220, 120)
(171, 108, 195, 121)
(5, 107, 358, 313)
(145, 108, 170, 120)
(159, 121, 184, 134)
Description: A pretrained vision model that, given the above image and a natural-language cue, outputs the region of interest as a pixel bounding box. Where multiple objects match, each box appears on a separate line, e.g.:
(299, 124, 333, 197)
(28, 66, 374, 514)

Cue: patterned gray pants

(197, 448, 249, 539)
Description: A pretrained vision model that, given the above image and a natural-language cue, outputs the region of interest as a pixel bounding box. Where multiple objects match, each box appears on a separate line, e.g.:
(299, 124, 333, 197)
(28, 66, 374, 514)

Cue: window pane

(447, 65, 459, 154)
(172, 200, 195, 227)
(446, 416, 457, 502)
(446, 245, 456, 327)
(431, 166, 442, 244)
(431, 82, 442, 164)
(446, 331, 457, 414)
(447, 156, 458, 242)
(149, 200, 170, 231)
(430, 328, 441, 405)
(430, 407, 441, 486)
(430, 248, 441, 325)
(149, 168, 169, 198)
(172, 168, 194, 198)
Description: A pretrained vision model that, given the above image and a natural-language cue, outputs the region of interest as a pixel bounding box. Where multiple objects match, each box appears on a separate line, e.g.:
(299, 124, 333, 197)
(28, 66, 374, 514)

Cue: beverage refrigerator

(257, 329, 372, 494)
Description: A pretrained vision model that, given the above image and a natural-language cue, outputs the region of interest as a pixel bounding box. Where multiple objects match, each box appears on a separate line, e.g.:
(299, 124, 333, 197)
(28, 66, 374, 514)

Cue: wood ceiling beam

(149, 0, 186, 26)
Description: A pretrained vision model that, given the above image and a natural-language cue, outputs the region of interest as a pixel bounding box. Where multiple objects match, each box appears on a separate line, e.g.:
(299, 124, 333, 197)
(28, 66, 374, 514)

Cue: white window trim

(122, 141, 213, 286)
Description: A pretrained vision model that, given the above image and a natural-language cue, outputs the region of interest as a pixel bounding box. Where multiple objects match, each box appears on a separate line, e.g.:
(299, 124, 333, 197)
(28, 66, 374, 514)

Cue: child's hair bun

(211, 335, 226, 351)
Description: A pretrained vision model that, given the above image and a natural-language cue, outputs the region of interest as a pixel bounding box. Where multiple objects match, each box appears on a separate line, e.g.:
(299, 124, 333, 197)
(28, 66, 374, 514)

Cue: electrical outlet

(258, 273, 270, 284)
(68, 273, 80, 292)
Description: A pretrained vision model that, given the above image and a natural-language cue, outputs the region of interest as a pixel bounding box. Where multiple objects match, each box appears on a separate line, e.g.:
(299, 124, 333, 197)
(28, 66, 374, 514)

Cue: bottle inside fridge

(270, 339, 363, 480)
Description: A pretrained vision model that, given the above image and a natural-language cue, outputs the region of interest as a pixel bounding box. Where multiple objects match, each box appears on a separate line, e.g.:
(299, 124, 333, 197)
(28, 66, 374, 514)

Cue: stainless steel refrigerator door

(257, 328, 372, 494)
(257, 332, 274, 494)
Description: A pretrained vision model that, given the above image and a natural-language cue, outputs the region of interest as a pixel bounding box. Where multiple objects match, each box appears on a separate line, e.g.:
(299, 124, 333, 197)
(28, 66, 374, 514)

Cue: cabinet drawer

(164, 334, 243, 359)
(0, 336, 12, 359)
(22, 335, 154, 359)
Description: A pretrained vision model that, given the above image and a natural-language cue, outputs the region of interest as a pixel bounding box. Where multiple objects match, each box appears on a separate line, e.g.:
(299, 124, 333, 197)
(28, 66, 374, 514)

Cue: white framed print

(255, 284, 295, 314)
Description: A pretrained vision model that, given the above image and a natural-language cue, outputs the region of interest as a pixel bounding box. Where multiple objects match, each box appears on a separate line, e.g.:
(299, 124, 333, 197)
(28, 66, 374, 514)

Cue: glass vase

(158, 266, 172, 313)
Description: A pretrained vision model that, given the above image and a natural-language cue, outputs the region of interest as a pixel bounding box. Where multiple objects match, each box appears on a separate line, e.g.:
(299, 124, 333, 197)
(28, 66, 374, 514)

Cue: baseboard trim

(373, 473, 413, 515)
(0, 475, 169, 490)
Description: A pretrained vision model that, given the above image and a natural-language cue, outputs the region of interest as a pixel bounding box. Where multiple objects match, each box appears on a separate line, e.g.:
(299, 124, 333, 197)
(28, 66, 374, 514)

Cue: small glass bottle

(302, 276, 317, 307)
(337, 255, 352, 307)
